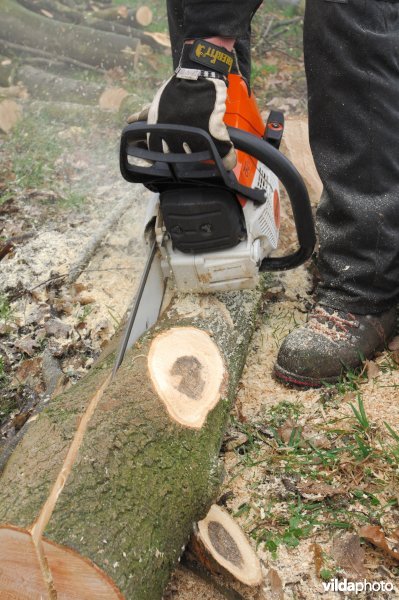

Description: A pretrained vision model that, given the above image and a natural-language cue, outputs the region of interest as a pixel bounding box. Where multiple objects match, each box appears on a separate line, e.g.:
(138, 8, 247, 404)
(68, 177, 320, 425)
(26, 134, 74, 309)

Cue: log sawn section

(0, 286, 264, 599)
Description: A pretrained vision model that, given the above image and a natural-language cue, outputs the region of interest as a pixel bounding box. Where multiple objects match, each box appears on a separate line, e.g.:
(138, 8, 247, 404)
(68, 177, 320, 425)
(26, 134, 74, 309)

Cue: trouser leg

(166, 0, 254, 81)
(304, 0, 399, 314)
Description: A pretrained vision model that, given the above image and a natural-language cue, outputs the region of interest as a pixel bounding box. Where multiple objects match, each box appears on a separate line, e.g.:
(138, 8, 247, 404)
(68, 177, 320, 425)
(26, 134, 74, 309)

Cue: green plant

(0, 356, 5, 381)
(0, 295, 13, 322)
(350, 395, 370, 431)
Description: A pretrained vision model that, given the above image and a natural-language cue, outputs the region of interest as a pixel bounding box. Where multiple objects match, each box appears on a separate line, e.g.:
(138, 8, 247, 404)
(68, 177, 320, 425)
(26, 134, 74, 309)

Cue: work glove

(128, 40, 237, 171)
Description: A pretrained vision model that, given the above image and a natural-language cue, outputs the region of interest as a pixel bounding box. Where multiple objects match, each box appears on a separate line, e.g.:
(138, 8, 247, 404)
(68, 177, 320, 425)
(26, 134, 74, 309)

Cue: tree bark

(15, 65, 104, 103)
(0, 284, 264, 599)
(0, 0, 140, 69)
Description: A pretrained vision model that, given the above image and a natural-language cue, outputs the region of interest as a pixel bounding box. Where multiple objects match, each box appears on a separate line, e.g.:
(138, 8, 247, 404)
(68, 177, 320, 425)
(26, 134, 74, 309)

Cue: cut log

(134, 6, 153, 28)
(0, 56, 14, 87)
(0, 0, 140, 69)
(0, 283, 264, 599)
(92, 5, 153, 28)
(13, 64, 128, 109)
(188, 504, 263, 587)
(83, 18, 167, 51)
(15, 65, 104, 104)
(16, 0, 83, 23)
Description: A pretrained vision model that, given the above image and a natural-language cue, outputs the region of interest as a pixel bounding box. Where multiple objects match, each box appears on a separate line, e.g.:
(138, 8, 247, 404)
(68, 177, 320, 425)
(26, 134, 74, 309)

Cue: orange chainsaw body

(225, 74, 280, 227)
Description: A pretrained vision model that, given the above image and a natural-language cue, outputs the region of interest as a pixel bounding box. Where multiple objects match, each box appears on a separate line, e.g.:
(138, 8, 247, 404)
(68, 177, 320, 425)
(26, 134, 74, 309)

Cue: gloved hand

(128, 39, 237, 171)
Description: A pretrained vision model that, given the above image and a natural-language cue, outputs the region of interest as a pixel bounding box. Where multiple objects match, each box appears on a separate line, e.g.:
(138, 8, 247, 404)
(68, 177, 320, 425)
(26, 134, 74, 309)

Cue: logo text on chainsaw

(322, 578, 394, 594)
(195, 44, 233, 72)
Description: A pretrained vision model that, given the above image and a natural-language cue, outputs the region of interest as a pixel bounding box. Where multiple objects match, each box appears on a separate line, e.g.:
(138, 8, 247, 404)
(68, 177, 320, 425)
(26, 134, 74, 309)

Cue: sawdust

(0, 230, 85, 294)
(170, 252, 399, 599)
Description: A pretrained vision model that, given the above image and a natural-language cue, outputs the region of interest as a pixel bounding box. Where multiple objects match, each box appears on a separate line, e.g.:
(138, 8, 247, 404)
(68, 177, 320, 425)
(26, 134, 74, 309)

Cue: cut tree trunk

(190, 505, 262, 587)
(15, 65, 104, 103)
(0, 0, 140, 69)
(92, 5, 153, 27)
(0, 285, 264, 599)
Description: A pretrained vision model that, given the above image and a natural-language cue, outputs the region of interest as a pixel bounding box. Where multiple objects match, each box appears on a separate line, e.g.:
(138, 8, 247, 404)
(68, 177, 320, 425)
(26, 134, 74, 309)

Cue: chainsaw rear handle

(228, 127, 316, 271)
(120, 123, 316, 271)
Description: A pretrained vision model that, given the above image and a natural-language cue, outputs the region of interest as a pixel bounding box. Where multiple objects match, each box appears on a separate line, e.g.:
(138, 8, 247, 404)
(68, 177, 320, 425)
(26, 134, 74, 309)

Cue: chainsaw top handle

(120, 122, 316, 271)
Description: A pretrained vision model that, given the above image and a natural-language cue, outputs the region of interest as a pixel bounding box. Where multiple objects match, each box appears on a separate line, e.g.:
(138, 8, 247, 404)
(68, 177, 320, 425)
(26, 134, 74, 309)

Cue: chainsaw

(113, 74, 316, 375)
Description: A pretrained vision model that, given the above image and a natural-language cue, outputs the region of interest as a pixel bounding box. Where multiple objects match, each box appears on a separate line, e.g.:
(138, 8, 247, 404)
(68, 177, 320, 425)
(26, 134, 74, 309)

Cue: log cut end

(194, 504, 263, 587)
(0, 527, 123, 599)
(148, 327, 226, 429)
(135, 6, 153, 27)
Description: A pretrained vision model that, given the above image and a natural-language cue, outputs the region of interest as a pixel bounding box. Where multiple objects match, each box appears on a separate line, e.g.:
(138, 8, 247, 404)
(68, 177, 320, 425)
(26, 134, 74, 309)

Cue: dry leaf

(76, 293, 95, 306)
(99, 87, 129, 111)
(297, 481, 346, 500)
(53, 296, 74, 315)
(45, 318, 72, 338)
(342, 391, 357, 403)
(268, 568, 284, 600)
(13, 357, 42, 387)
(388, 336, 399, 351)
(358, 525, 399, 562)
(223, 432, 248, 452)
(331, 533, 366, 578)
(278, 418, 302, 444)
(14, 336, 39, 357)
(312, 543, 324, 577)
(0, 99, 22, 134)
(72, 282, 87, 294)
(12, 411, 33, 432)
(40, 8, 53, 18)
(365, 360, 380, 380)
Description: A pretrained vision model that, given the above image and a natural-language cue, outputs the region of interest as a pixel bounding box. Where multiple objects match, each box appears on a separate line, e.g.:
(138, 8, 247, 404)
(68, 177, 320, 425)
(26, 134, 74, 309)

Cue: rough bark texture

(0, 0, 140, 69)
(15, 65, 104, 103)
(0, 286, 264, 599)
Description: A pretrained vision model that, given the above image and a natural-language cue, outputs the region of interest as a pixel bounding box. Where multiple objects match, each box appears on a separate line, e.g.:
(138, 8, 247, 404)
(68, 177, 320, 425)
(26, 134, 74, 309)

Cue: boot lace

(308, 306, 359, 342)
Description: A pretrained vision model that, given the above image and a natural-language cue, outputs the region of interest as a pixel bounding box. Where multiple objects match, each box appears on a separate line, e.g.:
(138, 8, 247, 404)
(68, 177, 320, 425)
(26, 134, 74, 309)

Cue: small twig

(254, 16, 274, 51)
(270, 16, 302, 31)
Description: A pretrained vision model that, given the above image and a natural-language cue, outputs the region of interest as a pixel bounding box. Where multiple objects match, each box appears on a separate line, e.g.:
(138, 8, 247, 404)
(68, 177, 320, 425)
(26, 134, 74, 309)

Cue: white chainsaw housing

(144, 161, 280, 293)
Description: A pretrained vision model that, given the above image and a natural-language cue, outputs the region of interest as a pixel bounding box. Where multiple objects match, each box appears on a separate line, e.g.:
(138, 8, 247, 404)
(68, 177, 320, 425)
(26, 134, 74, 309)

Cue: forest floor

(1, 1, 398, 598)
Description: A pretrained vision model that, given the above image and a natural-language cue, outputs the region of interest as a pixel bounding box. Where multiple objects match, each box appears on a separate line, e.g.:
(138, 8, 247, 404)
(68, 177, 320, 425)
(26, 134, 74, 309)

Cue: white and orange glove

(128, 38, 237, 171)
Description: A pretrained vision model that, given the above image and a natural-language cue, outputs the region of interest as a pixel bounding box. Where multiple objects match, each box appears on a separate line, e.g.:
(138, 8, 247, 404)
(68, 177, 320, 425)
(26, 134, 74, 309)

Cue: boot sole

(273, 364, 340, 389)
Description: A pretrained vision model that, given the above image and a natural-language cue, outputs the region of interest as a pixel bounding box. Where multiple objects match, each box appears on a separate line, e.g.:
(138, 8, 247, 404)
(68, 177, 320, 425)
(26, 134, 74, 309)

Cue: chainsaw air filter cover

(160, 188, 245, 254)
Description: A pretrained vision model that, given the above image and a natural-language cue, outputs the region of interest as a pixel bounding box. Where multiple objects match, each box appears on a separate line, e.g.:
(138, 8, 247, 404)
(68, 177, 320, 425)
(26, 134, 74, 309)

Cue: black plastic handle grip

(120, 122, 316, 271)
(228, 127, 316, 271)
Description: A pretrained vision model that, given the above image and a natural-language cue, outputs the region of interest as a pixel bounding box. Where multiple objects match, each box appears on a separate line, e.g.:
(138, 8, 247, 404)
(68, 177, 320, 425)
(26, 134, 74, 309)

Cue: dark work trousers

(167, 0, 399, 314)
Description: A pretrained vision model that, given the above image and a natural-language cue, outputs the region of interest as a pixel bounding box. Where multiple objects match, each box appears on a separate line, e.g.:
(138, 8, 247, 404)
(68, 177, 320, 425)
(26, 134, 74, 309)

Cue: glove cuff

(178, 40, 237, 79)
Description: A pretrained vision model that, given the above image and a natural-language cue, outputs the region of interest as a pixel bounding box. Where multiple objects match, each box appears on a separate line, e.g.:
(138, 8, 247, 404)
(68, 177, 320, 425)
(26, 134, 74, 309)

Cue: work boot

(274, 305, 397, 387)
